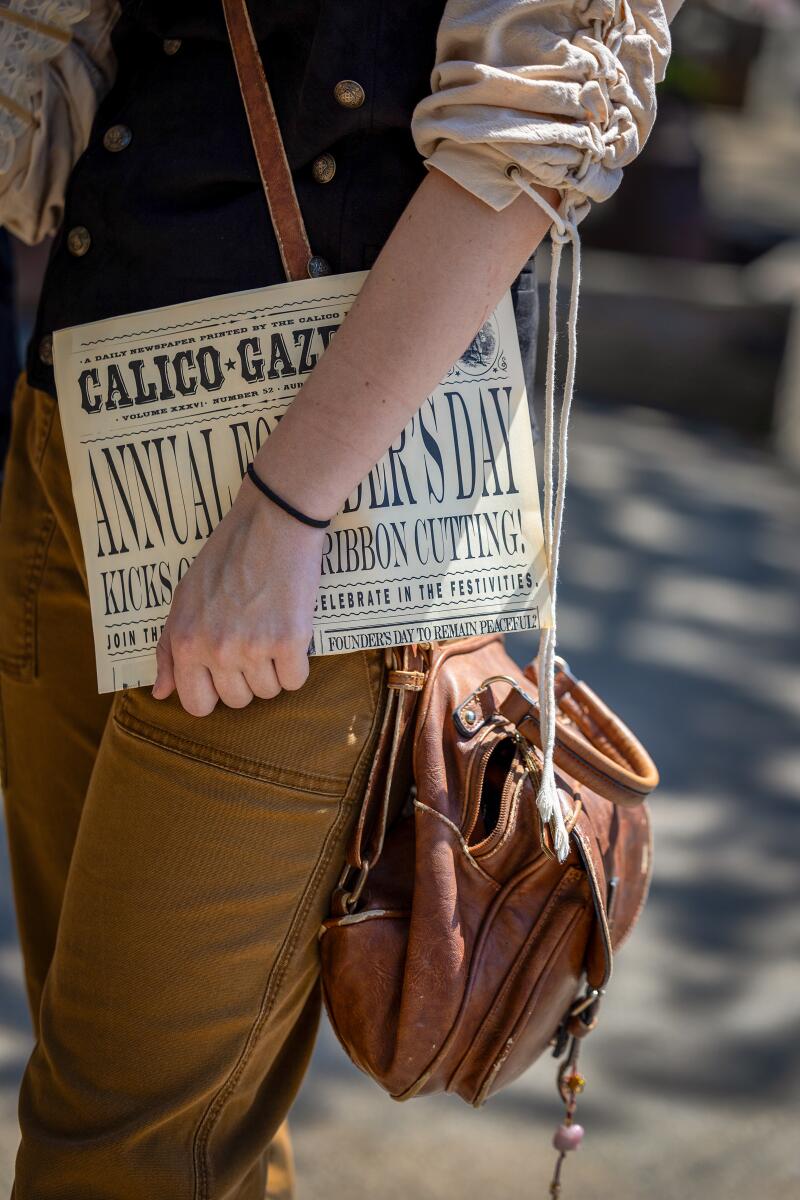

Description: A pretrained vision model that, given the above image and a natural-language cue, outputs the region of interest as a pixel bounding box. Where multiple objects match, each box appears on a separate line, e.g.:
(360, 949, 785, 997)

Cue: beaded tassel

(548, 1038, 586, 1198)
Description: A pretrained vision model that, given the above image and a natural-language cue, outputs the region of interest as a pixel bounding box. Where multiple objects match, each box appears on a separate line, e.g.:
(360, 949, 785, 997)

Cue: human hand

(152, 478, 325, 716)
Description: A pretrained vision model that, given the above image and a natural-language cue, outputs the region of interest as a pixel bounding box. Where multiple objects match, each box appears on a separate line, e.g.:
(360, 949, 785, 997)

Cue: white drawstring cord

(506, 166, 582, 863)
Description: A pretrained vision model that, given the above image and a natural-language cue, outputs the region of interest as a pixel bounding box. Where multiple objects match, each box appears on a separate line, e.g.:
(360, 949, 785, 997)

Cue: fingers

(159, 632, 310, 715)
(242, 657, 282, 700)
(210, 670, 254, 709)
(173, 657, 220, 717)
(273, 641, 311, 692)
(152, 634, 177, 699)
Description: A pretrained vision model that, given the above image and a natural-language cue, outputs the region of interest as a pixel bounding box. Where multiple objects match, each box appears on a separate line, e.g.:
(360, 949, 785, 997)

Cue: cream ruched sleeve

(411, 0, 679, 225)
(0, 1, 119, 245)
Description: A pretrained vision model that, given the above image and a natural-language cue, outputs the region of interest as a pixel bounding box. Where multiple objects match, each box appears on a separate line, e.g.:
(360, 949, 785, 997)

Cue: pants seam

(34, 397, 55, 469)
(0, 674, 7, 790)
(0, 380, 58, 679)
(1, 507, 57, 680)
(23, 512, 56, 677)
(192, 664, 387, 1200)
(113, 710, 350, 794)
(361, 649, 380, 709)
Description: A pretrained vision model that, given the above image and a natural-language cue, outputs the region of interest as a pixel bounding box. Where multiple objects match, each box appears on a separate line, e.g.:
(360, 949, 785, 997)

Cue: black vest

(28, 1, 538, 400)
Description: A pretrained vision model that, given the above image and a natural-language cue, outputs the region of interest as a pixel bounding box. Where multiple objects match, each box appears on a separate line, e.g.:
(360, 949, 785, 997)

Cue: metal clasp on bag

(551, 986, 605, 1058)
(452, 659, 575, 740)
(453, 674, 537, 738)
(336, 859, 370, 914)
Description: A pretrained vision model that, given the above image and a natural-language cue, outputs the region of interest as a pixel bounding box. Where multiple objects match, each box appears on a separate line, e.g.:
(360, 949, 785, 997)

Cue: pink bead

(552, 1123, 584, 1152)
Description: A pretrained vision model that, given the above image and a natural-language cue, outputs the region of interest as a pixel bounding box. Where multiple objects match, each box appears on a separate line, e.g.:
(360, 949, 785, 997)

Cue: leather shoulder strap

(222, 0, 313, 281)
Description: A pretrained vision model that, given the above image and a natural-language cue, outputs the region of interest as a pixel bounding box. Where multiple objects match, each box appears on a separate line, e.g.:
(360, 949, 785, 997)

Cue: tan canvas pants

(0, 376, 388, 1199)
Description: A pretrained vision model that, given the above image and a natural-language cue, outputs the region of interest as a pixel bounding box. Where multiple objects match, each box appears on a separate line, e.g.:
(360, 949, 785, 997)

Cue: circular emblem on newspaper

(457, 315, 501, 377)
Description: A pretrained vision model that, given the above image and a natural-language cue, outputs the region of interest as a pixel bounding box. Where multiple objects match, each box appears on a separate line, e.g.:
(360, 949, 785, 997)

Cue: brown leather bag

(223, 0, 660, 1184)
(321, 636, 657, 1106)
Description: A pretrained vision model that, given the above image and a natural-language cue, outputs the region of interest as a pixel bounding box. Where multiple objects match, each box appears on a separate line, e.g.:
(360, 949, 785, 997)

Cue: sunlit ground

(1, 401, 799, 1198)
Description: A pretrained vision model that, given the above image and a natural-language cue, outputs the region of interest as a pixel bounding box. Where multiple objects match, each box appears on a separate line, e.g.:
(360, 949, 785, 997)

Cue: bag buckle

(452, 661, 573, 739)
(453, 674, 536, 738)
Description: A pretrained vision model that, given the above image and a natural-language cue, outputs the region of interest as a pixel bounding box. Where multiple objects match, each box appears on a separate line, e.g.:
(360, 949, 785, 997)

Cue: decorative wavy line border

(78, 294, 355, 347)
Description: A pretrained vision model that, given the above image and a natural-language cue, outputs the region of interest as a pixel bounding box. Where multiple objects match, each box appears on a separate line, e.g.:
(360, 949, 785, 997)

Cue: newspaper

(52, 271, 552, 693)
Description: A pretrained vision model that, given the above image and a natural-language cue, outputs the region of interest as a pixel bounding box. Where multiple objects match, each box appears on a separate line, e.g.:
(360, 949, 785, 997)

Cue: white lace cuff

(0, 2, 91, 169)
(0, 1, 118, 243)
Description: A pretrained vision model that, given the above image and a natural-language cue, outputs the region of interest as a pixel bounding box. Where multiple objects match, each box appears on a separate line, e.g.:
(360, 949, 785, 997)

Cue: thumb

(152, 631, 177, 699)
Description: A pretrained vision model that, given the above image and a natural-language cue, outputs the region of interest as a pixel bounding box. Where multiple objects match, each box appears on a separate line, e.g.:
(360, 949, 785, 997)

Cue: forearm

(251, 168, 556, 520)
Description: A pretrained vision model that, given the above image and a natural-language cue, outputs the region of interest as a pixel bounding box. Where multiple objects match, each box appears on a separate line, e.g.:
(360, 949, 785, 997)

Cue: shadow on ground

(292, 403, 800, 1200)
(1, 402, 798, 1198)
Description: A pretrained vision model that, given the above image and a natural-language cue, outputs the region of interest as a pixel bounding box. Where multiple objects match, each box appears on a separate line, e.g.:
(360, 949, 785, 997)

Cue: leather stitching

(413, 801, 502, 889)
(472, 903, 586, 1105)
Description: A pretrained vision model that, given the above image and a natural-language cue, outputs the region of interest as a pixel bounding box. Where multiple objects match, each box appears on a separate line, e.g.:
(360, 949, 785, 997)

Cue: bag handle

(506, 659, 659, 807)
(222, 0, 315, 281)
(452, 654, 659, 807)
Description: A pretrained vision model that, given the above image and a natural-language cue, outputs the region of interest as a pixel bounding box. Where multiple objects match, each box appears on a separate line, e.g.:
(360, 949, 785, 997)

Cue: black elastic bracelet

(246, 462, 332, 529)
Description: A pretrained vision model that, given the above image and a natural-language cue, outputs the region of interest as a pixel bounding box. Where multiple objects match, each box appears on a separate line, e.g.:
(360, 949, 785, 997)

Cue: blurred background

(1, 0, 799, 1196)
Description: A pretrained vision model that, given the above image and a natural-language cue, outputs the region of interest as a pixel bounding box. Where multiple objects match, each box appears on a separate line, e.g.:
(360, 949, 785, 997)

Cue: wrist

(251, 434, 345, 525)
(231, 468, 326, 539)
(245, 461, 333, 530)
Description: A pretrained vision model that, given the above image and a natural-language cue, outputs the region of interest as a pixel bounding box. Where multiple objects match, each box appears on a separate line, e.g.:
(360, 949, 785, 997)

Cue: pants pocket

(0, 377, 57, 682)
(113, 648, 386, 794)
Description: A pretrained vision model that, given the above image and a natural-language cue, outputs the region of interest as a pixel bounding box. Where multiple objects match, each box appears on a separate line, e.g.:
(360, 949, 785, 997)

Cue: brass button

(311, 153, 336, 184)
(333, 79, 365, 109)
(66, 226, 92, 257)
(38, 334, 53, 366)
(103, 124, 132, 153)
(163, 38, 182, 55)
(307, 256, 332, 278)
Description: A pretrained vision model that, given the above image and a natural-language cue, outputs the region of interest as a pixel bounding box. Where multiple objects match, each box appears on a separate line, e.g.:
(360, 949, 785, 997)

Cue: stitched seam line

(113, 719, 349, 796)
(11, 509, 56, 678)
(23, 515, 55, 672)
(471, 871, 583, 1051)
(192, 660, 387, 1199)
(413, 802, 501, 890)
(0, 650, 29, 672)
(473, 904, 586, 1104)
(33, 391, 56, 467)
(573, 828, 613, 986)
(4, 388, 60, 678)
(0, 676, 8, 790)
(459, 871, 583, 1085)
(193, 704, 381, 1197)
(361, 649, 380, 709)
(115, 696, 352, 791)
